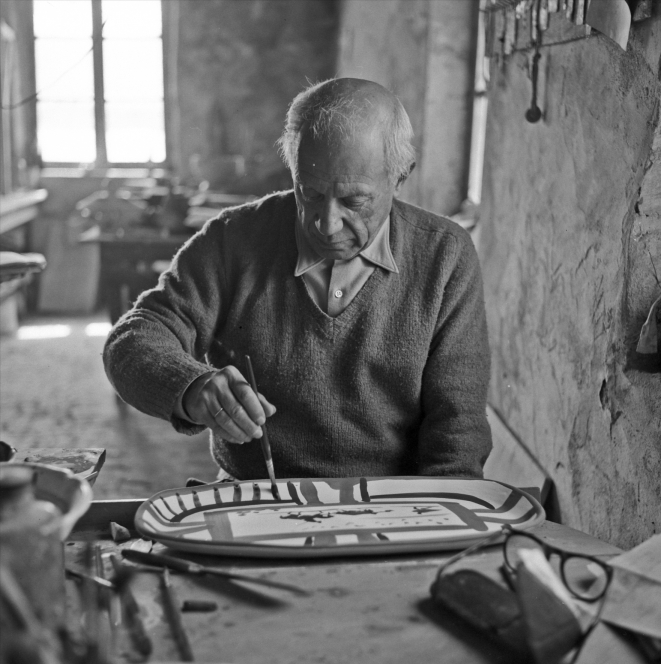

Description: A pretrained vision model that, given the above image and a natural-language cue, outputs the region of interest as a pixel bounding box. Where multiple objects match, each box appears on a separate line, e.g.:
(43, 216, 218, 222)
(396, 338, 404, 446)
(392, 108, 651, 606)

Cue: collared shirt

(175, 212, 400, 422)
(294, 216, 399, 316)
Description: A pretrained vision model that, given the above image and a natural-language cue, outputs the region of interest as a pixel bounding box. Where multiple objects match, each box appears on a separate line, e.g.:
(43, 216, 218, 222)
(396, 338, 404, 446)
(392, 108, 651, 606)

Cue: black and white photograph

(0, 0, 659, 662)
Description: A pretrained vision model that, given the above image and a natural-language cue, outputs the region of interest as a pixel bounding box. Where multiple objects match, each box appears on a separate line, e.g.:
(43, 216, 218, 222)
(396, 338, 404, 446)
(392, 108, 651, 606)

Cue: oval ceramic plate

(135, 477, 545, 558)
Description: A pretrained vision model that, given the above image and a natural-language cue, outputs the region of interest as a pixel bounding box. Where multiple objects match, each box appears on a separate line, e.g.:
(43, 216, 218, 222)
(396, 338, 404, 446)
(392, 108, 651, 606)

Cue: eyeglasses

(435, 525, 613, 602)
(501, 526, 612, 601)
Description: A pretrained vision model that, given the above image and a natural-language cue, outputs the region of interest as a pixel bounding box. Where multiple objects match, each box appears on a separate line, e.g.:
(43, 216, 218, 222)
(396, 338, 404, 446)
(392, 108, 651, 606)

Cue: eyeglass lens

(504, 533, 609, 600)
(561, 556, 609, 600)
(504, 533, 546, 569)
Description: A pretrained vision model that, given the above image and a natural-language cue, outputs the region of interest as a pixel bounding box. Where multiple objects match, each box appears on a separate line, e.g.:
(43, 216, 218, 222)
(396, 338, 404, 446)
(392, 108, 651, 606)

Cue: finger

(186, 367, 272, 441)
(197, 369, 262, 439)
(207, 400, 257, 443)
(210, 422, 247, 445)
(258, 394, 277, 418)
(225, 367, 269, 430)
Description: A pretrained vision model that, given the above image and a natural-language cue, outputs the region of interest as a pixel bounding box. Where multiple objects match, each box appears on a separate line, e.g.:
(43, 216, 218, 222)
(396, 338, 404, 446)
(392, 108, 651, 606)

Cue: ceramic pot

(0, 463, 92, 629)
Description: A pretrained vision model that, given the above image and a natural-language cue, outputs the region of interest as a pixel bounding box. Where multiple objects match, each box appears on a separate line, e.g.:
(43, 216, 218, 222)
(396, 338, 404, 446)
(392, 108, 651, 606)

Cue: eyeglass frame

(501, 525, 613, 602)
(435, 524, 613, 602)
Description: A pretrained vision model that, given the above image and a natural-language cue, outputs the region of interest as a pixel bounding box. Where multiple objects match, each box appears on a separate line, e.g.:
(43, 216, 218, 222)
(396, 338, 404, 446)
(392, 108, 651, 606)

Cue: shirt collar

(295, 213, 399, 276)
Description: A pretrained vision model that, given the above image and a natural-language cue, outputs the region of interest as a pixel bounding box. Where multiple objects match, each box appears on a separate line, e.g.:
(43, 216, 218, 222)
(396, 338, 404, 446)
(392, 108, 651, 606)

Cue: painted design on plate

(135, 477, 545, 556)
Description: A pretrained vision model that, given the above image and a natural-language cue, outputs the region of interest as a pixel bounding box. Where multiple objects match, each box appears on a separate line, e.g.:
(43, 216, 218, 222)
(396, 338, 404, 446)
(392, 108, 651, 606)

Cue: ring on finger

(213, 407, 225, 419)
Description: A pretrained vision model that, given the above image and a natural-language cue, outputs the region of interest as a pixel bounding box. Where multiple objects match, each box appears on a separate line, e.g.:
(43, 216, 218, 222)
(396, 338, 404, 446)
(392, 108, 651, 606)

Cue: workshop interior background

(0, 0, 659, 550)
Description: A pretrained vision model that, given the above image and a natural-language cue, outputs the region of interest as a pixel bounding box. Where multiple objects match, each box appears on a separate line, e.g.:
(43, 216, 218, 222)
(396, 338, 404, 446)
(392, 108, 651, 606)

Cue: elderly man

(103, 78, 492, 481)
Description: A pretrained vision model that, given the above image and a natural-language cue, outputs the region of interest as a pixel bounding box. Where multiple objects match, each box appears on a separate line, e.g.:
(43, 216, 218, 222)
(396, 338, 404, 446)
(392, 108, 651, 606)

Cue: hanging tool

(526, 0, 543, 123)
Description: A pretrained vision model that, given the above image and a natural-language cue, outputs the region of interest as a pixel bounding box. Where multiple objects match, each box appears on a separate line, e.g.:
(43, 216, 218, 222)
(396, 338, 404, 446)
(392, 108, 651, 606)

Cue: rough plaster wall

(337, 0, 477, 215)
(419, 0, 478, 216)
(336, 0, 429, 208)
(174, 0, 339, 195)
(479, 19, 661, 548)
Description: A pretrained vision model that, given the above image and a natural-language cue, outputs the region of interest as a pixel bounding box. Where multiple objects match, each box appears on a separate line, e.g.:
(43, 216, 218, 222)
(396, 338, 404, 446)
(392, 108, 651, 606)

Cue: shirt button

(334, 289, 343, 298)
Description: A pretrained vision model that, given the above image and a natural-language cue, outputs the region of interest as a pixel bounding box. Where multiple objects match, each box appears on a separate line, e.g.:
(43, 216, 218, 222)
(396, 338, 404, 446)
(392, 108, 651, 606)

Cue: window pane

(105, 102, 165, 163)
(103, 39, 164, 102)
(33, 0, 92, 38)
(35, 38, 94, 102)
(101, 0, 162, 38)
(37, 102, 96, 163)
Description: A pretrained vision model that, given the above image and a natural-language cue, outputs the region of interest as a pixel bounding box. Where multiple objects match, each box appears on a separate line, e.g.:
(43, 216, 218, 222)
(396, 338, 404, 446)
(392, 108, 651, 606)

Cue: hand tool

(65, 567, 115, 590)
(245, 354, 281, 500)
(122, 549, 309, 596)
(161, 567, 195, 661)
(108, 553, 152, 658)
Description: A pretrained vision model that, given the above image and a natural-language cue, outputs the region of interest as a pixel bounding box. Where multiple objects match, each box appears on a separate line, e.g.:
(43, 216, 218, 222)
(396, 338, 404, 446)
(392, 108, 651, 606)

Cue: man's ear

(395, 161, 416, 193)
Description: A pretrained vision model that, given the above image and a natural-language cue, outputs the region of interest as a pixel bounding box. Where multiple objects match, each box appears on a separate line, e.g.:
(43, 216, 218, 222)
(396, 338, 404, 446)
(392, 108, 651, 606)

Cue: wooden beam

(91, 0, 107, 165)
(0, 188, 47, 233)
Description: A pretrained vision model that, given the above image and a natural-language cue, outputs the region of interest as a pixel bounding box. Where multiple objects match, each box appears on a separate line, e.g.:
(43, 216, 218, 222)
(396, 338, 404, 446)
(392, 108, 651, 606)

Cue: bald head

(278, 78, 415, 186)
(303, 78, 397, 132)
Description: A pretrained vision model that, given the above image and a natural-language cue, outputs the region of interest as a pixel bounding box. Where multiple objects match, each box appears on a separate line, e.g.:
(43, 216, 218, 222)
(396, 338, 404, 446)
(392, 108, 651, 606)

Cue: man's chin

(316, 247, 359, 261)
(313, 240, 359, 261)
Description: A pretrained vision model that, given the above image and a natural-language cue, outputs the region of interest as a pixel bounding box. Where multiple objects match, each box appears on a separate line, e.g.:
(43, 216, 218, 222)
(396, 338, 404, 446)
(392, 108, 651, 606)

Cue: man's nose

(316, 199, 343, 236)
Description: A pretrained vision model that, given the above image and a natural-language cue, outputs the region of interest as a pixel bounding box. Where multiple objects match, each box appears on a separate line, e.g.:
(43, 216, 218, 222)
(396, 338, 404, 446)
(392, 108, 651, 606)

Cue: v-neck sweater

(294, 212, 398, 316)
(103, 190, 492, 479)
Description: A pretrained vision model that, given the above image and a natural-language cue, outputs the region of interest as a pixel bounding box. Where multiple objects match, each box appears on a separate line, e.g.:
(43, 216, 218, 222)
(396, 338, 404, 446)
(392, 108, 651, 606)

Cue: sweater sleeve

(417, 231, 492, 477)
(102, 216, 228, 434)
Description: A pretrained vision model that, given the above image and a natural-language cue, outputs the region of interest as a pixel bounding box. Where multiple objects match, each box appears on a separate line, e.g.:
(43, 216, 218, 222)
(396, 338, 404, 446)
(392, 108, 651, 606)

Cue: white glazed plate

(135, 477, 545, 558)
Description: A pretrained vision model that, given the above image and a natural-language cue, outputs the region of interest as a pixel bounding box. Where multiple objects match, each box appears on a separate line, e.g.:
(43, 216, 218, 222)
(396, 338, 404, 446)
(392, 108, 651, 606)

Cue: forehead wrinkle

(297, 166, 377, 189)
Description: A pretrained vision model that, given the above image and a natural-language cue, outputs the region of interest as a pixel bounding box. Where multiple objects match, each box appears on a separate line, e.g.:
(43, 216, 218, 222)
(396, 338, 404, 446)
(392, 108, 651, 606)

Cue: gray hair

(277, 79, 416, 185)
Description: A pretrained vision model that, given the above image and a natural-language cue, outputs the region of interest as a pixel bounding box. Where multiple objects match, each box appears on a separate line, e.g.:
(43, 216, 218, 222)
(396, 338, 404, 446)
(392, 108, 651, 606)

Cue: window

(33, 0, 165, 166)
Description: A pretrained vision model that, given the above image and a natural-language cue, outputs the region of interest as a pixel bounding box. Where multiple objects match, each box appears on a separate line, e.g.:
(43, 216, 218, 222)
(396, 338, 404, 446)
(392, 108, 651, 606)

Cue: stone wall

(337, 0, 479, 216)
(168, 0, 339, 195)
(479, 13, 661, 548)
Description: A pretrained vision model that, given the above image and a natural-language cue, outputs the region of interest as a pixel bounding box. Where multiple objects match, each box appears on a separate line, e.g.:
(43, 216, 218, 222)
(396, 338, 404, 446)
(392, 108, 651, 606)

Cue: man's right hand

(181, 367, 276, 443)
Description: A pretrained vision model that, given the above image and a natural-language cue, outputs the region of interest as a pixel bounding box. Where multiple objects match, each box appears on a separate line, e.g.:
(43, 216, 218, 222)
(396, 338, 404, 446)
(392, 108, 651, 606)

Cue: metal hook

(525, 49, 543, 123)
(526, 0, 543, 123)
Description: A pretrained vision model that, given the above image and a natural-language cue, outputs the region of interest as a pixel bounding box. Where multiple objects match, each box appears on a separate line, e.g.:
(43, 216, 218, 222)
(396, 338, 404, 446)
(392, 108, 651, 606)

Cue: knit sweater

(103, 190, 492, 479)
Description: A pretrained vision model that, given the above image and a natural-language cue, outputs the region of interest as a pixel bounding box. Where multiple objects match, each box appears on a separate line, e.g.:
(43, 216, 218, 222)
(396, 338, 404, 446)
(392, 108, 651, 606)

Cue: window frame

(33, 0, 168, 169)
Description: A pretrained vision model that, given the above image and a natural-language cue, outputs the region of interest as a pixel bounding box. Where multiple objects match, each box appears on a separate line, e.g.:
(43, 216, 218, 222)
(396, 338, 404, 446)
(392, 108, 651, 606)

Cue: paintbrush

(244, 354, 280, 500)
(65, 567, 115, 590)
(108, 554, 152, 658)
(122, 549, 308, 596)
(93, 545, 115, 663)
(161, 567, 195, 662)
(81, 542, 104, 664)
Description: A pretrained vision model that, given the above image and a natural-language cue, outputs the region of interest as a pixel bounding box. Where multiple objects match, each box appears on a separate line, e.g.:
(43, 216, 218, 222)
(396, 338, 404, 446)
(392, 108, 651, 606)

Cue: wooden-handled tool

(245, 354, 281, 501)
(122, 549, 308, 596)
(161, 567, 195, 662)
(108, 554, 152, 658)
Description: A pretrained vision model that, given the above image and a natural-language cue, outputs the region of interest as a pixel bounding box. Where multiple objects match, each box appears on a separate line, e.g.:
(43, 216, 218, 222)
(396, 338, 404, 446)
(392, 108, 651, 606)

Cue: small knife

(121, 549, 308, 596)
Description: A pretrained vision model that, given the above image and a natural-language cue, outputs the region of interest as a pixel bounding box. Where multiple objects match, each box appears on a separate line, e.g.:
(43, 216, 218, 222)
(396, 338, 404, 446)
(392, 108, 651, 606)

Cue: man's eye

(300, 187, 323, 202)
(342, 197, 368, 209)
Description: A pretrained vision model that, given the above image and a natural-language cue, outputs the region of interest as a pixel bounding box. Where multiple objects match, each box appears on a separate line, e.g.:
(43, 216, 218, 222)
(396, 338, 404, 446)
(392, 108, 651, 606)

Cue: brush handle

(245, 355, 277, 480)
(122, 549, 308, 596)
(108, 554, 152, 656)
(161, 568, 195, 661)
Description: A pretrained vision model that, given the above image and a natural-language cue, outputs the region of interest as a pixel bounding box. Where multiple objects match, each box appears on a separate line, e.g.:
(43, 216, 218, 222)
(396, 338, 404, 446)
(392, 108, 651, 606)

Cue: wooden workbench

(68, 501, 622, 664)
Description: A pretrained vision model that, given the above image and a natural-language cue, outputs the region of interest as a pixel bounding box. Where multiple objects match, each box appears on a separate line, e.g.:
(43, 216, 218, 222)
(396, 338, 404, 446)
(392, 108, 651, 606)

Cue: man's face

(294, 127, 398, 261)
